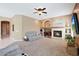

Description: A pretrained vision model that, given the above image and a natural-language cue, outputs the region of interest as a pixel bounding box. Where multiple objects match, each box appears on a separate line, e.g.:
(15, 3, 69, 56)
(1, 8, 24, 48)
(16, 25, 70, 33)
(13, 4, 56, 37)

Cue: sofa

(24, 31, 42, 41)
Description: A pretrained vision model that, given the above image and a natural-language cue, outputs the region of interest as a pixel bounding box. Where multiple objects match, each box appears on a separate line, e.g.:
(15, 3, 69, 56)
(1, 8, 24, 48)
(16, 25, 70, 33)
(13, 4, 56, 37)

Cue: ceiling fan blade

(42, 8, 46, 10)
(42, 12, 47, 14)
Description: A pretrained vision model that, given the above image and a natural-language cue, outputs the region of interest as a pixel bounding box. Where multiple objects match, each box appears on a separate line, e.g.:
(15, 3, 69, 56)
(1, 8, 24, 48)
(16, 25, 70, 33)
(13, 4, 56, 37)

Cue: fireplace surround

(40, 27, 65, 38)
(53, 31, 62, 37)
(52, 28, 65, 39)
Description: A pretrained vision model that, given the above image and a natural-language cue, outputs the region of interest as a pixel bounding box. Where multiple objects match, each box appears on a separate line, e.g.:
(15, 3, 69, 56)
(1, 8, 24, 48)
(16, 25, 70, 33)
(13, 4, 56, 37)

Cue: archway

(43, 20, 51, 28)
(42, 20, 52, 38)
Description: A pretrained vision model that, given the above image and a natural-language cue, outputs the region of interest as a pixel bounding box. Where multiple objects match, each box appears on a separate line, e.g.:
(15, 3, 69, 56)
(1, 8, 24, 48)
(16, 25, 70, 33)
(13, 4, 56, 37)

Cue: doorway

(44, 28, 52, 38)
(1, 21, 10, 39)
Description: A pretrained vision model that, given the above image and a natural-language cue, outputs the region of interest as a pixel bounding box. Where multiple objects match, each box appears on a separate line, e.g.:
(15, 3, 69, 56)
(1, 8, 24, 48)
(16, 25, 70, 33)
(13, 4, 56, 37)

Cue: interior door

(1, 21, 10, 39)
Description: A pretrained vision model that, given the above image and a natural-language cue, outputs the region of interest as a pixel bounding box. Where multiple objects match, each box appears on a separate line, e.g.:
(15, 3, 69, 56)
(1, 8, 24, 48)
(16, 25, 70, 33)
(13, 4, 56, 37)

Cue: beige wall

(39, 15, 72, 28)
(0, 15, 39, 40)
(41, 14, 72, 28)
(0, 16, 12, 40)
(51, 15, 72, 27)
(40, 14, 72, 38)
(12, 15, 40, 40)
(50, 15, 72, 38)
(12, 15, 23, 40)
(22, 15, 40, 38)
(0, 14, 73, 40)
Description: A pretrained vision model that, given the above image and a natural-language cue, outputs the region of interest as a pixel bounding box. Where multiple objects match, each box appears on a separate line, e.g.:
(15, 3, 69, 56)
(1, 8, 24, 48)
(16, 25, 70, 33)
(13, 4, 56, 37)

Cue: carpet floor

(18, 38, 69, 56)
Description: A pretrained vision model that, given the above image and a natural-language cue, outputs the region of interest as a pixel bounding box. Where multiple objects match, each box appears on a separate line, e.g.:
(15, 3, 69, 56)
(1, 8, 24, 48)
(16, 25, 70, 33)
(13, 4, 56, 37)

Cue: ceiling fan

(33, 7, 47, 15)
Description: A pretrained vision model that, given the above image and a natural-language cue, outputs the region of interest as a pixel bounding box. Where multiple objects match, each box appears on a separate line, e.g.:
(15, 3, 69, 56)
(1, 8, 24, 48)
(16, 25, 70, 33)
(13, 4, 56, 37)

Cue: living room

(0, 3, 79, 56)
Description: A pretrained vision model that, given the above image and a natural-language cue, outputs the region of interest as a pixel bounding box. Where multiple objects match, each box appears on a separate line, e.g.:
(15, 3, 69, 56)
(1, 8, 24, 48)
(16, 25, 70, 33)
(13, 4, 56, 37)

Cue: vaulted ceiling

(0, 3, 75, 19)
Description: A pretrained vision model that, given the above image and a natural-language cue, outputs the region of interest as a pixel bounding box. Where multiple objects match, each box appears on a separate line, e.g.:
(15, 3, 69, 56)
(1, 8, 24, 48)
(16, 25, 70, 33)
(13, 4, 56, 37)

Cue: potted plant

(65, 35, 75, 47)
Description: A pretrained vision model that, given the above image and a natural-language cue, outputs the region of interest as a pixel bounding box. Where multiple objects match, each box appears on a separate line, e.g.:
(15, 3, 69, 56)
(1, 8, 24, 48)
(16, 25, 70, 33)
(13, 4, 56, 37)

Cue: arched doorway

(1, 21, 10, 39)
(40, 20, 52, 38)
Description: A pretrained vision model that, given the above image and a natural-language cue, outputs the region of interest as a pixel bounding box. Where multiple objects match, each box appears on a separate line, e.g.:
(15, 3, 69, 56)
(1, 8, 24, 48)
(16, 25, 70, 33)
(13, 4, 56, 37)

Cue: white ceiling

(0, 3, 75, 19)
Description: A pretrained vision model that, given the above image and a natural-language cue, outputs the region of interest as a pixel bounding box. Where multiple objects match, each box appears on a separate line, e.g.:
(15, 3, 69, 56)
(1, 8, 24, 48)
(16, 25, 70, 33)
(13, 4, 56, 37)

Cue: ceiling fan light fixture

(33, 7, 47, 15)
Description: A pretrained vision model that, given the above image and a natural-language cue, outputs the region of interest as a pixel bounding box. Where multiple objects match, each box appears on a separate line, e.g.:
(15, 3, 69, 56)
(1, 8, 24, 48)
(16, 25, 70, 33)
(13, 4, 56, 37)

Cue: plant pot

(67, 43, 75, 47)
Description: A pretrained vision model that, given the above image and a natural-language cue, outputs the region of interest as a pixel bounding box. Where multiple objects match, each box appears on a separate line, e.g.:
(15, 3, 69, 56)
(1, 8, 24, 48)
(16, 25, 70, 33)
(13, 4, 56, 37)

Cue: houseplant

(65, 35, 75, 47)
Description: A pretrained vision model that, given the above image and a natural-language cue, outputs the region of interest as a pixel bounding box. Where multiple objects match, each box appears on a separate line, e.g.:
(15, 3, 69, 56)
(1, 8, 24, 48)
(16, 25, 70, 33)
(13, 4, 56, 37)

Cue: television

(72, 13, 79, 34)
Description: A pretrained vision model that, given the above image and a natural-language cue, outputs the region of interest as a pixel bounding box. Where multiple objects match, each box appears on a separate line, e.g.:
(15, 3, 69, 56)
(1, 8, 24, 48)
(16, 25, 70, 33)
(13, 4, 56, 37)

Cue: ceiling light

(33, 7, 47, 15)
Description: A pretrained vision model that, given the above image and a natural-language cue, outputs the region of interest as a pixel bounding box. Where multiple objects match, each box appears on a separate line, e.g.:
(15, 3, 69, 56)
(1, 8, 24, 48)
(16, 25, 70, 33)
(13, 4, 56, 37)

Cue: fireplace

(53, 31, 62, 37)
